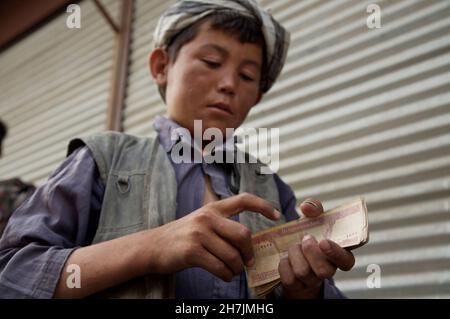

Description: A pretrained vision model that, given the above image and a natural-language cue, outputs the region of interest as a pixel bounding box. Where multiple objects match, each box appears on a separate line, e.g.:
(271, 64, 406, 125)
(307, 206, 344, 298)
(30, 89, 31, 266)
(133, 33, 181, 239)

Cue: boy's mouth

(208, 103, 233, 115)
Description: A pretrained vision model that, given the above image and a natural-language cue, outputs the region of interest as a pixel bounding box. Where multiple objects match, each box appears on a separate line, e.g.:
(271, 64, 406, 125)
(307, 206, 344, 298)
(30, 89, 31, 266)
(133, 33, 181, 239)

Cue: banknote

(246, 197, 369, 297)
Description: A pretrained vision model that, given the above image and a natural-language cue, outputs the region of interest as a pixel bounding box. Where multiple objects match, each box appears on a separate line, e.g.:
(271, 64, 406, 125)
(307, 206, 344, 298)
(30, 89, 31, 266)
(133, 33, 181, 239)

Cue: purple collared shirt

(0, 116, 344, 299)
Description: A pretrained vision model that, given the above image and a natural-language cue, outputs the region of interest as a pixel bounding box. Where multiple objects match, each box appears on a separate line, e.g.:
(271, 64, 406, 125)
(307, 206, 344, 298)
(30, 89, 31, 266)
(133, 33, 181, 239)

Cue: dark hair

(159, 11, 267, 101)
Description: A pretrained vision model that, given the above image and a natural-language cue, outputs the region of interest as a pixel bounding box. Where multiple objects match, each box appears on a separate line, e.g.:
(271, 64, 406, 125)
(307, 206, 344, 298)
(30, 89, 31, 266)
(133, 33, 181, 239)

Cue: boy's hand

(147, 192, 281, 282)
(278, 199, 355, 299)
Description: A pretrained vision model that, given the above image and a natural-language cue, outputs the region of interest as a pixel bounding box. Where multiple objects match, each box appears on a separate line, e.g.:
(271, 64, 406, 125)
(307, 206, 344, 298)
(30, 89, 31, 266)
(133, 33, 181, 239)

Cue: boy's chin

(202, 121, 237, 134)
(185, 117, 241, 138)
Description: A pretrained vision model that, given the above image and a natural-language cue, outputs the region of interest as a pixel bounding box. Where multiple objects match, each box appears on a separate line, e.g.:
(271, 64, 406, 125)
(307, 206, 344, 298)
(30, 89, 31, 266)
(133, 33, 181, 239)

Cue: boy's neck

(165, 114, 235, 151)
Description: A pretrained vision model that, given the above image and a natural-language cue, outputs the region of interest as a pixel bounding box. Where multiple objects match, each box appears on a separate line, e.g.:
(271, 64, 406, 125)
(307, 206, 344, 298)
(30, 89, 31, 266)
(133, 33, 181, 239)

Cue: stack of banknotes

(246, 197, 369, 298)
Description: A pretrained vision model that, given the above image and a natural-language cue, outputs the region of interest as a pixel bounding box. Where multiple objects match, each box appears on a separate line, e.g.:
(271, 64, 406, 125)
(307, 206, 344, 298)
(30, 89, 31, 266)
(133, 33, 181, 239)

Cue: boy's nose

(217, 71, 237, 97)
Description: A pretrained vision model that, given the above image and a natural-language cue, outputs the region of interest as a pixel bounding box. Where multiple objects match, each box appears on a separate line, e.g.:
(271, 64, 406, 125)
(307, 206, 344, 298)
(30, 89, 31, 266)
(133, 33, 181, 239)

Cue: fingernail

(302, 234, 313, 243)
(273, 209, 281, 219)
(320, 239, 331, 253)
(304, 200, 319, 209)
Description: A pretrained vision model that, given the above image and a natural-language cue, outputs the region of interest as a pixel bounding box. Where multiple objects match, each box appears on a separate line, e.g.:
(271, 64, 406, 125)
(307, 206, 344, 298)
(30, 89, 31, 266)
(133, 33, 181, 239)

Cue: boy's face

(151, 21, 263, 138)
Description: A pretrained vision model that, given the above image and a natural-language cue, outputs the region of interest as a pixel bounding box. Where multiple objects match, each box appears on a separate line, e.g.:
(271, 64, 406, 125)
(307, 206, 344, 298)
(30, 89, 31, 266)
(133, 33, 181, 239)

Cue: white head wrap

(153, 0, 290, 93)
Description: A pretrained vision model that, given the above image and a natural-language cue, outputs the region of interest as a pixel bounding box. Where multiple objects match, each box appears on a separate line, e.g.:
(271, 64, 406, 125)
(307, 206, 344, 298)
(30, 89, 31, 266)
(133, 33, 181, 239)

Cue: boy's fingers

(287, 243, 320, 288)
(212, 217, 254, 267)
(302, 235, 336, 279)
(213, 192, 281, 221)
(279, 256, 306, 290)
(319, 239, 355, 271)
(194, 248, 234, 282)
(202, 232, 245, 275)
(299, 199, 323, 218)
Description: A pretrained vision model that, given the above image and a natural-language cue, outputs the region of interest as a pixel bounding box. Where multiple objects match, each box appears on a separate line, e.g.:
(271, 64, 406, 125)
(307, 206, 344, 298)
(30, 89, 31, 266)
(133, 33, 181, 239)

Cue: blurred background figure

(0, 119, 5, 157)
(0, 119, 35, 237)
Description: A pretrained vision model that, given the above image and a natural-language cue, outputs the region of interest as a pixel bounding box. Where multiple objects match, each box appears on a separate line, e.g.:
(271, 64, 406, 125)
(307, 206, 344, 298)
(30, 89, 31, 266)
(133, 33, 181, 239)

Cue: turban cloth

(153, 0, 291, 93)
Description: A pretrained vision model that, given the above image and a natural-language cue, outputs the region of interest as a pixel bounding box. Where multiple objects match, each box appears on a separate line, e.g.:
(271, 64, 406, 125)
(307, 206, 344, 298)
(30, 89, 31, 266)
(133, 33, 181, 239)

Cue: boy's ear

(149, 48, 170, 86)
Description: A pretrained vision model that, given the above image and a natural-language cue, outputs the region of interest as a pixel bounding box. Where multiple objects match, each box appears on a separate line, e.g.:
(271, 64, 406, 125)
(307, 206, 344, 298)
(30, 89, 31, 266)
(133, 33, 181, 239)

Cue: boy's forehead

(194, 20, 223, 36)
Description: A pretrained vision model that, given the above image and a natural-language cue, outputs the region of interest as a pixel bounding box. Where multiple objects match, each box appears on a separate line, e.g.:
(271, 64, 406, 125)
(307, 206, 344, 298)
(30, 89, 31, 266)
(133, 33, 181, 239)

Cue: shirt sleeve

(273, 173, 347, 299)
(0, 146, 104, 298)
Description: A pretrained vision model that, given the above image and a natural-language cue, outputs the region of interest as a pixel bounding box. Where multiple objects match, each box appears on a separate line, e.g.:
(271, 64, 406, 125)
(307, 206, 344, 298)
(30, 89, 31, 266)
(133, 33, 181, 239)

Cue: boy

(0, 0, 354, 299)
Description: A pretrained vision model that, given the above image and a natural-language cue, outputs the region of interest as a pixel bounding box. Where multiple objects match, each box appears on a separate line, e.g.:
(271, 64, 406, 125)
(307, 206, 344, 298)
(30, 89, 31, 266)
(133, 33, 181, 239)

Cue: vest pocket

(95, 171, 147, 235)
(116, 175, 131, 193)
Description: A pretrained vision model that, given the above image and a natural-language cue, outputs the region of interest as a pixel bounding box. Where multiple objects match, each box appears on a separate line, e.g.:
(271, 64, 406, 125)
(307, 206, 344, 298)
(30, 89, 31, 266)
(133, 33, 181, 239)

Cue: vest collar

(152, 115, 238, 161)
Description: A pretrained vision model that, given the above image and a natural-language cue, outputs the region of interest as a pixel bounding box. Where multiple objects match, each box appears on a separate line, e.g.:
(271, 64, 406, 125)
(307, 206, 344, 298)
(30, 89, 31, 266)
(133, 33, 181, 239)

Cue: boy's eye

(240, 73, 255, 82)
(202, 59, 221, 68)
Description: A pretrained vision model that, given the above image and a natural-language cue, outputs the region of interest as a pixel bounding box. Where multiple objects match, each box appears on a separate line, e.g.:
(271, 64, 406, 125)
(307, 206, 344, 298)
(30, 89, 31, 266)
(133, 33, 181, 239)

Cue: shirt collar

(152, 115, 237, 159)
(153, 115, 185, 154)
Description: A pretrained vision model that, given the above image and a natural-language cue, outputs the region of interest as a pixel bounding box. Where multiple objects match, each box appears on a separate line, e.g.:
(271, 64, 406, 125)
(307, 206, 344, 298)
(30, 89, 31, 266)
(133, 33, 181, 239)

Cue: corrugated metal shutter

(254, 0, 450, 298)
(0, 0, 120, 186)
(124, 0, 450, 298)
(123, 0, 176, 137)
